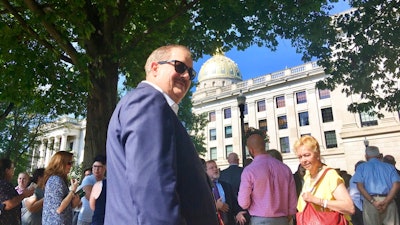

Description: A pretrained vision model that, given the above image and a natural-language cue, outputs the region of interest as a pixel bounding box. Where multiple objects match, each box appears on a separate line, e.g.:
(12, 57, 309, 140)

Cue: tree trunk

(83, 60, 118, 168)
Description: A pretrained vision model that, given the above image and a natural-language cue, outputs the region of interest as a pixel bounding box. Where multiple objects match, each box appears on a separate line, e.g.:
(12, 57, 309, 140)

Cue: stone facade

(30, 54, 400, 175)
(192, 55, 400, 174)
(30, 116, 86, 170)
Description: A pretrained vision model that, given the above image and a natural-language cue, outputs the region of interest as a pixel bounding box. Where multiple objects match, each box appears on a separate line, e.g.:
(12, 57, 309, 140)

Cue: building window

(209, 111, 216, 122)
(244, 123, 249, 132)
(258, 119, 268, 131)
(318, 89, 330, 99)
(324, 130, 338, 148)
(296, 91, 307, 104)
(225, 126, 232, 138)
(298, 111, 309, 126)
(225, 145, 233, 157)
(224, 108, 231, 119)
(244, 104, 248, 115)
(360, 111, 378, 127)
(209, 129, 216, 141)
(276, 96, 285, 108)
(280, 137, 290, 153)
(257, 100, 266, 112)
(278, 115, 288, 129)
(210, 147, 217, 160)
(321, 107, 334, 123)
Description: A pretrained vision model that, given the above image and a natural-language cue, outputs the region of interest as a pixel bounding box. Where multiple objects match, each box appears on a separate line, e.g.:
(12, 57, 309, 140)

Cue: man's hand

(235, 211, 247, 225)
(376, 200, 389, 213)
(215, 198, 229, 212)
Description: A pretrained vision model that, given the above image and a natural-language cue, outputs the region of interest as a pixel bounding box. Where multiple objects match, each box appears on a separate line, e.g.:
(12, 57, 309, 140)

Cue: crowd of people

(0, 153, 106, 225)
(1, 44, 400, 225)
(103, 44, 400, 225)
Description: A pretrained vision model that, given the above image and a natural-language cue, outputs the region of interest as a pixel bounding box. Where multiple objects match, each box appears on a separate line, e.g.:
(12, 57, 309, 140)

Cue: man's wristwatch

(370, 198, 375, 204)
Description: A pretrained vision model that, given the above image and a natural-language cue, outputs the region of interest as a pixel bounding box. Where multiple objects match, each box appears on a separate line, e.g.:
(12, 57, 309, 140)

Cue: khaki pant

(363, 196, 399, 225)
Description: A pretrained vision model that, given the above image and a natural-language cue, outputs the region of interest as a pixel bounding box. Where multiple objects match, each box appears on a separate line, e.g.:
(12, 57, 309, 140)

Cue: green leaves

(312, 1, 400, 115)
(1, 0, 358, 164)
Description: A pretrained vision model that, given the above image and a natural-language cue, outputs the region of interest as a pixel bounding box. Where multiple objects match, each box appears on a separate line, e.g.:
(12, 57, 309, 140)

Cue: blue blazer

(105, 82, 218, 225)
(220, 165, 243, 196)
(219, 180, 242, 225)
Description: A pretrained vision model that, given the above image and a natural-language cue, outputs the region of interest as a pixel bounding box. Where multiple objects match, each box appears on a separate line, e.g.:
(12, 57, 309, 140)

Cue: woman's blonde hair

(293, 135, 320, 155)
(43, 151, 73, 186)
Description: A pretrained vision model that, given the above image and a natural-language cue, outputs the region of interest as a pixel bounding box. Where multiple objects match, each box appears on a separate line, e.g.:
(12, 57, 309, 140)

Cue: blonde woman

(15, 172, 30, 194)
(42, 151, 80, 225)
(294, 135, 354, 217)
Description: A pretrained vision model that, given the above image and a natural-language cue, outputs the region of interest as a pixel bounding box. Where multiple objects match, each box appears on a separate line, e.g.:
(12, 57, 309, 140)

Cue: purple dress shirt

(238, 154, 297, 217)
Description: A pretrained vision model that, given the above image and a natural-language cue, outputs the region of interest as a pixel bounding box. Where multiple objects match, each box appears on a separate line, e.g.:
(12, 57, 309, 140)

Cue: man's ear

(150, 62, 159, 77)
(247, 146, 253, 155)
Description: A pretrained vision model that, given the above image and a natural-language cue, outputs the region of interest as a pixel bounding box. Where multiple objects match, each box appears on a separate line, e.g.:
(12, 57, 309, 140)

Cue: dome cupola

(197, 49, 242, 90)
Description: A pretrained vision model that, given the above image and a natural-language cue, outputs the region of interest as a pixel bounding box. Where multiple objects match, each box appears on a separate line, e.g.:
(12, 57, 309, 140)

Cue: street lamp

(363, 137, 369, 149)
(237, 91, 246, 166)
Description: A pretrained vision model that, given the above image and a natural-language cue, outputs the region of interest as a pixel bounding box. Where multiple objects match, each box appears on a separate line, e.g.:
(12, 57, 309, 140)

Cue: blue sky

(193, 1, 350, 81)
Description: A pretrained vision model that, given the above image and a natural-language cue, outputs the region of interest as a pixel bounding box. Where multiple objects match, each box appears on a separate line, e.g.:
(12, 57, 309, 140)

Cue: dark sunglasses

(158, 60, 196, 80)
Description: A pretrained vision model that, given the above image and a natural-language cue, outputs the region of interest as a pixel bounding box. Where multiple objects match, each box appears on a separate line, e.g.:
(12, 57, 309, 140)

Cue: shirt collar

(142, 81, 179, 115)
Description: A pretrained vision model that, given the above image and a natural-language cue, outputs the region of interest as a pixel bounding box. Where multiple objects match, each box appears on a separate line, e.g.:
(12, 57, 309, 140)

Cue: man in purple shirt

(238, 128, 297, 225)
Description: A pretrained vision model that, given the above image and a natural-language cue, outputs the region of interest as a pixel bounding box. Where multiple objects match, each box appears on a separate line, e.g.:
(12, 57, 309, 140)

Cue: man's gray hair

(365, 146, 380, 157)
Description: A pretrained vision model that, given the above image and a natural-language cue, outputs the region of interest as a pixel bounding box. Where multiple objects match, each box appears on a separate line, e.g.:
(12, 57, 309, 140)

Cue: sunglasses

(67, 161, 74, 166)
(158, 60, 196, 80)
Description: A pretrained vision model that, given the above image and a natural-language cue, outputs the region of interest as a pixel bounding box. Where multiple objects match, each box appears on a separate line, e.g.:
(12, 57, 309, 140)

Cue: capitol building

(30, 51, 400, 174)
(192, 50, 400, 173)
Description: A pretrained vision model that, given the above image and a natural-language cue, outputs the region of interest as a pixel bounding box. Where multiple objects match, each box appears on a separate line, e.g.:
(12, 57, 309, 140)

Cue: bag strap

(311, 168, 332, 194)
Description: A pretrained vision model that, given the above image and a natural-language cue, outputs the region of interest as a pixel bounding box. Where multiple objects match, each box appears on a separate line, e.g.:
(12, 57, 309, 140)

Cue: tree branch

(1, 0, 74, 64)
(123, 0, 200, 53)
(0, 103, 14, 121)
(23, 0, 78, 64)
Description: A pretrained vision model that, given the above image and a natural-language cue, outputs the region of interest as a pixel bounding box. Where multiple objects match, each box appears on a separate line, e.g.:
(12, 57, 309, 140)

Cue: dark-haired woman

(42, 151, 80, 225)
(0, 158, 34, 224)
(22, 168, 45, 225)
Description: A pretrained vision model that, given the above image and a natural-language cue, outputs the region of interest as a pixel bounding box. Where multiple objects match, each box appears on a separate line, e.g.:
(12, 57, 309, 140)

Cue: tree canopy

(2, 0, 367, 166)
(297, 0, 400, 117)
(0, 102, 47, 176)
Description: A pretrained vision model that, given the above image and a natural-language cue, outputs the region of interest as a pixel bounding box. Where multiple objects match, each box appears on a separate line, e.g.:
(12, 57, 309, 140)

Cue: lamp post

(363, 137, 369, 149)
(237, 91, 246, 166)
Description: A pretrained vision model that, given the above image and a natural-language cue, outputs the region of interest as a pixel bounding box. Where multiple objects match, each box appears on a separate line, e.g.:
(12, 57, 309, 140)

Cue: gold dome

(197, 50, 242, 83)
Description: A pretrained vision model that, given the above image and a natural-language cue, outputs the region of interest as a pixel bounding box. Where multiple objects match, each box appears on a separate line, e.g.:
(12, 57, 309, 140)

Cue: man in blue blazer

(105, 45, 218, 225)
(220, 153, 244, 196)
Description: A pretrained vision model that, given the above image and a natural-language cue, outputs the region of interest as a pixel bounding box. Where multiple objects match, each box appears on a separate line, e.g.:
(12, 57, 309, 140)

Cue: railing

(253, 76, 265, 84)
(193, 61, 324, 103)
(271, 71, 285, 79)
(291, 65, 305, 74)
